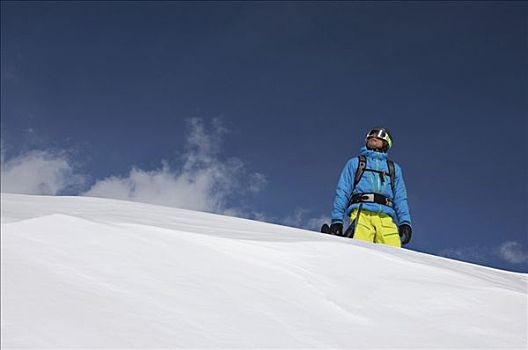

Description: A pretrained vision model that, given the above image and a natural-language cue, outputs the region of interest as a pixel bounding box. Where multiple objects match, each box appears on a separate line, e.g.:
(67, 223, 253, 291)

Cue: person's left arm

(393, 163, 412, 227)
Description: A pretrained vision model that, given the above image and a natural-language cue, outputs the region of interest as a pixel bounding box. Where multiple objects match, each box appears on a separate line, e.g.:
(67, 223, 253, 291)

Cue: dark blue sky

(2, 2, 527, 272)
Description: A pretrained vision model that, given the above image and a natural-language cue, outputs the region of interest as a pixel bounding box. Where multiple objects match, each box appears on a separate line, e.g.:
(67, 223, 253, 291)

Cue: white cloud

(83, 118, 266, 215)
(281, 208, 329, 232)
(440, 241, 528, 266)
(496, 241, 528, 264)
(0, 120, 326, 231)
(439, 246, 488, 264)
(248, 173, 267, 194)
(1, 149, 85, 195)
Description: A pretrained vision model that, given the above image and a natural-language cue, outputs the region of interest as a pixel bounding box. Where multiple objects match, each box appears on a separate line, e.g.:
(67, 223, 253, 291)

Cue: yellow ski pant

(350, 209, 401, 248)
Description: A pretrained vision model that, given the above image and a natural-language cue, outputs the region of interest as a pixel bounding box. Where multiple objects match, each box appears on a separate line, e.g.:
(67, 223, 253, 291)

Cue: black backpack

(353, 155, 395, 194)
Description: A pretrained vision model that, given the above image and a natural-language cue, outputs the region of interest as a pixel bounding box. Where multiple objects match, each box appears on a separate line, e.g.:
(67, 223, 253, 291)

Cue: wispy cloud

(0, 149, 86, 195)
(83, 118, 266, 215)
(281, 208, 329, 232)
(439, 246, 489, 264)
(496, 241, 528, 264)
(440, 240, 528, 267)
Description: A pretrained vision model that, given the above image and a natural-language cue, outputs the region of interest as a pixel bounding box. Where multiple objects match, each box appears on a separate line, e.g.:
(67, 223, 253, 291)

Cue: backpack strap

(353, 155, 367, 190)
(351, 156, 395, 200)
(387, 159, 395, 193)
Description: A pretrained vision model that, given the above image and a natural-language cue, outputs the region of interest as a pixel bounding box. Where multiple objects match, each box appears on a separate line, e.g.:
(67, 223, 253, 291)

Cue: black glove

(330, 222, 343, 236)
(399, 224, 412, 245)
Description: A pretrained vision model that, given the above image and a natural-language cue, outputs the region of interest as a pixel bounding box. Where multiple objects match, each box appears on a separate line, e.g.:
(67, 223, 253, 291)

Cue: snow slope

(1, 193, 527, 349)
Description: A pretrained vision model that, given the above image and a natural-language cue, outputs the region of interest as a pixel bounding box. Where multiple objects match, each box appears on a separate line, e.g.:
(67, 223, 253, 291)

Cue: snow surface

(1, 193, 527, 349)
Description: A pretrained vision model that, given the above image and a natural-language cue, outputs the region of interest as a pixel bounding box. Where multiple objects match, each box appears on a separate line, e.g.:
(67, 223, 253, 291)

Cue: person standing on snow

(326, 127, 412, 247)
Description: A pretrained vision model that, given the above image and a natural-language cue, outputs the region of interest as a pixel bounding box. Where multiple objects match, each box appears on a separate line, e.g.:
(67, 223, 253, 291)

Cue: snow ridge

(1, 194, 526, 348)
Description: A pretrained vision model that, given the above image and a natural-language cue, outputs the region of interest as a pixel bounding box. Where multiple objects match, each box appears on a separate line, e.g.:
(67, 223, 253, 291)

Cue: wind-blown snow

(1, 193, 526, 348)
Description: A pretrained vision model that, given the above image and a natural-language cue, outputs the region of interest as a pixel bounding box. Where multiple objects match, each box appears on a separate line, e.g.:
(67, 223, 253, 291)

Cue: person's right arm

(330, 158, 357, 224)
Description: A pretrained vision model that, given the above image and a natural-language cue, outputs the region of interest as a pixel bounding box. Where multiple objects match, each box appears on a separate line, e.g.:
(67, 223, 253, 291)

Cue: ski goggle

(365, 129, 392, 149)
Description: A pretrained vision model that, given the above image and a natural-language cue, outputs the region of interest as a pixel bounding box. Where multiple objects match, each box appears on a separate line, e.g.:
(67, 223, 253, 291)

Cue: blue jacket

(331, 146, 412, 226)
